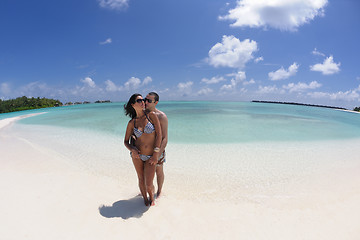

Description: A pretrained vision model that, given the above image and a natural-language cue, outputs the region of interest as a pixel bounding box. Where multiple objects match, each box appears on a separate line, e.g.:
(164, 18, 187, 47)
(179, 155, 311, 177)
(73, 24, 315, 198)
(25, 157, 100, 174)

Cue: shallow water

(5, 101, 360, 143)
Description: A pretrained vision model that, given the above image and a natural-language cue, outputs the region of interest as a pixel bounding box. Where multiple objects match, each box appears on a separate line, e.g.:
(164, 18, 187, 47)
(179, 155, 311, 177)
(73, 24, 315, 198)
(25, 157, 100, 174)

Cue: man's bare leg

(144, 162, 156, 206)
(156, 164, 164, 197)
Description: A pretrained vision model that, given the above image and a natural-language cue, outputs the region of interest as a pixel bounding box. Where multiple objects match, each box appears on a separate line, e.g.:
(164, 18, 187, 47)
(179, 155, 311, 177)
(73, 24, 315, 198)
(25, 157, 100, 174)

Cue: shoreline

(335, 108, 360, 114)
(0, 112, 46, 130)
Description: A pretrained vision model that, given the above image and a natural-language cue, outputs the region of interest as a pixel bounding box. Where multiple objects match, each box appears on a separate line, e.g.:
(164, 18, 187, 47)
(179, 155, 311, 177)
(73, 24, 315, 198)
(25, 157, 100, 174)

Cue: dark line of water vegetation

(252, 100, 359, 111)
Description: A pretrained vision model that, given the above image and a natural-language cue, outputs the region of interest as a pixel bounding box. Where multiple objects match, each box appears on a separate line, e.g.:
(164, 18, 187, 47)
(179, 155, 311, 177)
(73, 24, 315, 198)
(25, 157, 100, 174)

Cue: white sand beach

(1, 115, 360, 239)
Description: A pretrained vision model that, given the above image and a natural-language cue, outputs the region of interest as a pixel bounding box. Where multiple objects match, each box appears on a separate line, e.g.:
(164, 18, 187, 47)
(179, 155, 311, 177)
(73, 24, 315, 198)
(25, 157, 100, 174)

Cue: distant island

(64, 100, 111, 105)
(252, 100, 348, 110)
(0, 96, 63, 114)
(0, 97, 113, 114)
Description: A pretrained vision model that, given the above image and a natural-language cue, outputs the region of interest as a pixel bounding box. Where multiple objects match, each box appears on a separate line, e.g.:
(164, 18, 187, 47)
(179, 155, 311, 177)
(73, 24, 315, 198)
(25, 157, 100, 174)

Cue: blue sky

(1, 0, 359, 108)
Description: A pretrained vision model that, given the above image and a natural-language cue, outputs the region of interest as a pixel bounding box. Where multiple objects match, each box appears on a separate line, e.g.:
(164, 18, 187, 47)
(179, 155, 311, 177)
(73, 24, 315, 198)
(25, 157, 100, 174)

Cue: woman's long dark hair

(124, 93, 142, 119)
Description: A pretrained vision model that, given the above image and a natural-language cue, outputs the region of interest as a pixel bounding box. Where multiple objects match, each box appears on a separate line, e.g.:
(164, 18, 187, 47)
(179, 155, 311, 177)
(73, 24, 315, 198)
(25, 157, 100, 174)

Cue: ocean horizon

(2, 101, 360, 143)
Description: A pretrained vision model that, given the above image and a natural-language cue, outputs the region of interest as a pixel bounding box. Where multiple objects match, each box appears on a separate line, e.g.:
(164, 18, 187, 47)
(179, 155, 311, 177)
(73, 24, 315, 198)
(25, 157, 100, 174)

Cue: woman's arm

(124, 119, 139, 154)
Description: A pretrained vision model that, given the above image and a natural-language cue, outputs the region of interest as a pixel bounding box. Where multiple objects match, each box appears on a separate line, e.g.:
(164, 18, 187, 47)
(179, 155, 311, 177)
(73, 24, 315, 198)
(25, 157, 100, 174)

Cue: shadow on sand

(99, 195, 149, 219)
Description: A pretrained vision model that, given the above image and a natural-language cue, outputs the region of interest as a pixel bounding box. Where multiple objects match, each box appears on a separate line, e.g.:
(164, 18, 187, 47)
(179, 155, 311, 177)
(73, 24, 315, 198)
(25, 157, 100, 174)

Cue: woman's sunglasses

(136, 99, 145, 103)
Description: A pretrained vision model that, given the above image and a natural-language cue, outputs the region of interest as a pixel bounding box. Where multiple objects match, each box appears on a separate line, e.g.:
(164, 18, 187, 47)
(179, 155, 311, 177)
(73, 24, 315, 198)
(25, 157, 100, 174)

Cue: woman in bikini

(124, 93, 162, 206)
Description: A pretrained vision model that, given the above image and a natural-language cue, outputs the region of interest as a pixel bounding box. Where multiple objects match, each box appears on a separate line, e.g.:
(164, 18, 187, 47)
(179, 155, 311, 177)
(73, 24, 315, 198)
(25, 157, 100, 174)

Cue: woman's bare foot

(149, 194, 156, 206)
(144, 198, 150, 206)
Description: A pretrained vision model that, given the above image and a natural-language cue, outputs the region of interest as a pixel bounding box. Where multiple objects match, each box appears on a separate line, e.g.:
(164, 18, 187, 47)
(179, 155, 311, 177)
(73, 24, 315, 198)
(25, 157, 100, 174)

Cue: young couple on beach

(123, 92, 168, 206)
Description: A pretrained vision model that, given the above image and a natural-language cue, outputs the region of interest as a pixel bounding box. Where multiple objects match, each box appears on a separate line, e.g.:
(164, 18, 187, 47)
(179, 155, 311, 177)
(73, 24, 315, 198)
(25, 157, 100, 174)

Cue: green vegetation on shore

(354, 107, 360, 112)
(0, 96, 62, 114)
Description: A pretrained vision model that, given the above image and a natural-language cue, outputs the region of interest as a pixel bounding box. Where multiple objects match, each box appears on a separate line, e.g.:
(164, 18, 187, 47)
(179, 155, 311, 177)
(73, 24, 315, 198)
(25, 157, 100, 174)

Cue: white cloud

(219, 71, 247, 91)
(124, 77, 141, 90)
(100, 38, 112, 45)
(105, 76, 152, 92)
(257, 85, 285, 94)
(310, 56, 340, 75)
(243, 79, 255, 85)
(105, 80, 119, 92)
(178, 81, 193, 90)
(268, 62, 299, 81)
(283, 81, 322, 93)
(177, 81, 193, 95)
(159, 88, 170, 94)
(143, 76, 152, 85)
(81, 77, 96, 88)
(71, 78, 105, 99)
(227, 71, 246, 82)
(0, 76, 155, 103)
(197, 87, 214, 95)
(239, 87, 248, 93)
(308, 86, 360, 102)
(201, 76, 226, 84)
(312, 48, 325, 56)
(0, 83, 11, 95)
(220, 79, 237, 91)
(254, 56, 264, 63)
(19, 82, 58, 98)
(208, 35, 258, 69)
(98, 0, 128, 10)
(219, 0, 328, 31)
(1, 81, 69, 100)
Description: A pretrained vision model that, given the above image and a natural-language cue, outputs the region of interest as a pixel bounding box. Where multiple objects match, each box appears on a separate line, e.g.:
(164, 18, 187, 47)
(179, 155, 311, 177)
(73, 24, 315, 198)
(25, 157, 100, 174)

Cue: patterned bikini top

(133, 113, 155, 138)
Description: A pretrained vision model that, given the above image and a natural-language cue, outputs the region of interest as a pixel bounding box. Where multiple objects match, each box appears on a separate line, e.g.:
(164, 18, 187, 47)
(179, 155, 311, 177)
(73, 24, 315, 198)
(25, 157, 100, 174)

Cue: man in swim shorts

(145, 92, 168, 197)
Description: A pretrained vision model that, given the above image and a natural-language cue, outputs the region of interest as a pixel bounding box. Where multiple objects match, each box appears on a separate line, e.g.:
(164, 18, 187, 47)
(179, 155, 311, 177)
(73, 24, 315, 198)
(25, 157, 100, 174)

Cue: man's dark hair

(148, 92, 159, 102)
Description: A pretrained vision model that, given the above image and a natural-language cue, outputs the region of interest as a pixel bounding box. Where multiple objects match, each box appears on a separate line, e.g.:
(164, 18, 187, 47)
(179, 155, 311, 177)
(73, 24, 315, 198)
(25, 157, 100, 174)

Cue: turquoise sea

(2, 101, 360, 143)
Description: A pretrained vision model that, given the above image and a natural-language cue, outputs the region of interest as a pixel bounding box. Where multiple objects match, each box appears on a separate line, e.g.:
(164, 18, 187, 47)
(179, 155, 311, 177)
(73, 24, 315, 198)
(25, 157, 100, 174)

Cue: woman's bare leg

(144, 162, 156, 206)
(132, 156, 149, 206)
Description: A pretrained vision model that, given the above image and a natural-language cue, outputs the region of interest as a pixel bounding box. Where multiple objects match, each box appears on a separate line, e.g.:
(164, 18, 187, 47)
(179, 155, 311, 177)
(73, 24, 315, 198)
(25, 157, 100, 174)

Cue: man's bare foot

(144, 199, 150, 206)
(156, 191, 161, 198)
(150, 200, 155, 206)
